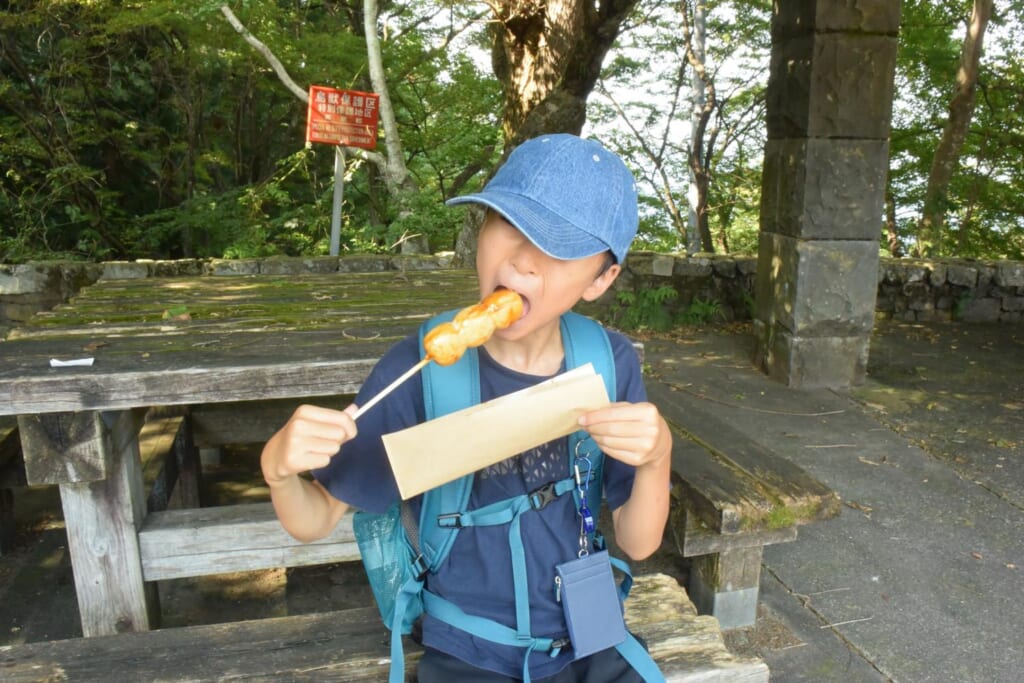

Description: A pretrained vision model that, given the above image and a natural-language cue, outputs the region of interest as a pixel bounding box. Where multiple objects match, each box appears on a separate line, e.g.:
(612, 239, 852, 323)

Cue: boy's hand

(577, 401, 670, 470)
(581, 401, 672, 561)
(261, 404, 358, 487)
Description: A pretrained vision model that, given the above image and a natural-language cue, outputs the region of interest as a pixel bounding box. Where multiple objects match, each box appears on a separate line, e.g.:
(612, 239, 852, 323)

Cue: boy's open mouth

(495, 286, 529, 319)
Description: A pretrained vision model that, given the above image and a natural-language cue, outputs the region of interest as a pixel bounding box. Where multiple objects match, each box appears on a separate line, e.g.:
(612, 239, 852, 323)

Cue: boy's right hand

(260, 403, 358, 487)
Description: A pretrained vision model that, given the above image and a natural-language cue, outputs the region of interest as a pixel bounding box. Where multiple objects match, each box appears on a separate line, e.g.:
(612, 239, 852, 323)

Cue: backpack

(353, 310, 664, 683)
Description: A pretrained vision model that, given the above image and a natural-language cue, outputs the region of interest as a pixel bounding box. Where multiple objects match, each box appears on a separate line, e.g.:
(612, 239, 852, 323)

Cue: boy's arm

(261, 404, 357, 542)
(578, 402, 672, 560)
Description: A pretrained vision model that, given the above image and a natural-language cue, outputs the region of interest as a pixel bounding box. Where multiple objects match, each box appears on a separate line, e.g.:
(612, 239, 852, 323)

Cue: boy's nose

(510, 242, 541, 275)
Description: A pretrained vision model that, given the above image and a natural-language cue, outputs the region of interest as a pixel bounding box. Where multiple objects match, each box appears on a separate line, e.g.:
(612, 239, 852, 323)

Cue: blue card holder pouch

(555, 550, 627, 659)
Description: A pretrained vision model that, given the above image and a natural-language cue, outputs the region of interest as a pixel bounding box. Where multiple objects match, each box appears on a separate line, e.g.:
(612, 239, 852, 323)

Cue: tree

(889, 0, 1023, 259)
(222, 1, 504, 254)
(915, 0, 994, 256)
(590, 0, 769, 255)
(451, 0, 641, 264)
(489, 0, 639, 144)
(0, 1, 501, 261)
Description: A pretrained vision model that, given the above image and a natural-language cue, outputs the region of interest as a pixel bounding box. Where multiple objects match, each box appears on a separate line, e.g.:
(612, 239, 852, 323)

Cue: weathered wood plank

(138, 411, 202, 512)
(15, 271, 481, 338)
(0, 606, 403, 682)
(677, 506, 797, 557)
(138, 502, 359, 581)
(2, 355, 383, 415)
(0, 419, 19, 469)
(0, 270, 483, 416)
(58, 410, 155, 636)
(668, 437, 775, 534)
(650, 382, 840, 533)
(0, 574, 768, 682)
(168, 411, 203, 509)
(17, 412, 110, 485)
(627, 574, 769, 682)
(189, 397, 351, 447)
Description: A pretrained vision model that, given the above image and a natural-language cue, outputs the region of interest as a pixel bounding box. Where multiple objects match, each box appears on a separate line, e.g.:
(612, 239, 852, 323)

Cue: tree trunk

(683, 1, 715, 254)
(686, 2, 707, 255)
(492, 0, 638, 144)
(915, 0, 993, 257)
(363, 0, 427, 253)
(452, 0, 640, 266)
(885, 189, 901, 257)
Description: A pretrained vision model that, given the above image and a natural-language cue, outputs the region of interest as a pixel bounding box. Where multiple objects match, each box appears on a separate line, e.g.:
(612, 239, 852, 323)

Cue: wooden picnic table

(0, 269, 483, 637)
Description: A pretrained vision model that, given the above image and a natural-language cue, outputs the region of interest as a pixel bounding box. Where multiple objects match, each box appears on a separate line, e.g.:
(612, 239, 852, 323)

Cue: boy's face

(475, 212, 620, 339)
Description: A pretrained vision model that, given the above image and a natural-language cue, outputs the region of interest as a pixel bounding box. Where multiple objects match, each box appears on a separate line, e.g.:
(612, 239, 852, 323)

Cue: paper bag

(382, 364, 610, 499)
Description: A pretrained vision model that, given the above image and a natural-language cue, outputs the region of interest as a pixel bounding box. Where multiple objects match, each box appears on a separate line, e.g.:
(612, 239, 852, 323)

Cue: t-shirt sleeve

(601, 329, 647, 511)
(312, 334, 424, 513)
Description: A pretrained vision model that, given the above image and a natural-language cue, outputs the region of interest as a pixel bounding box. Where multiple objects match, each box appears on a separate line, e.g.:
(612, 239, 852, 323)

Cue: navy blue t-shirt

(314, 325, 645, 678)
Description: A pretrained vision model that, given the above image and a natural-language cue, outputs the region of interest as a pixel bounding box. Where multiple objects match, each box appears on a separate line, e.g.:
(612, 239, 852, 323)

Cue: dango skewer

(350, 290, 524, 420)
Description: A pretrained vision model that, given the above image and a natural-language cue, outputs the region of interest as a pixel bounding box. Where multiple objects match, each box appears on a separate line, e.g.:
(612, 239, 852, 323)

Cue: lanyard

(573, 442, 596, 557)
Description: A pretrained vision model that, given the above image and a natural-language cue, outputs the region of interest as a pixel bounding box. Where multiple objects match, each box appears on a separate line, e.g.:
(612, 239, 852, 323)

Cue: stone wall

(2, 253, 1023, 329)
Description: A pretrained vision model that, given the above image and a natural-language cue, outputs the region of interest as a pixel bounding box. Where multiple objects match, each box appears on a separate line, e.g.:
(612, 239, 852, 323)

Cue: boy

(261, 134, 672, 681)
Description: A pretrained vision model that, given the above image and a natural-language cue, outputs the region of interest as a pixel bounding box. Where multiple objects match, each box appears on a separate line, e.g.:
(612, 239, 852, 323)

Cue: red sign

(306, 86, 379, 149)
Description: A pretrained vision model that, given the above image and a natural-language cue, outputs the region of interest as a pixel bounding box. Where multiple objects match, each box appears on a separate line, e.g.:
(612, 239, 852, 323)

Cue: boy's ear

(581, 263, 621, 302)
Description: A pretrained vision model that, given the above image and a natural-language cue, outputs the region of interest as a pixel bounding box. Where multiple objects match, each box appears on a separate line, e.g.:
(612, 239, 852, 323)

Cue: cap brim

(447, 191, 609, 262)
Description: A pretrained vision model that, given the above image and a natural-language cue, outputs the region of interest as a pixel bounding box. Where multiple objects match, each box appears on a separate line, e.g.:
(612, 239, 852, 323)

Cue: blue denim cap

(446, 134, 638, 263)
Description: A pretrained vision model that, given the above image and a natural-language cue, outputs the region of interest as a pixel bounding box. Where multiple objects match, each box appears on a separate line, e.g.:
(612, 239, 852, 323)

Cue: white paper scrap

(49, 358, 95, 367)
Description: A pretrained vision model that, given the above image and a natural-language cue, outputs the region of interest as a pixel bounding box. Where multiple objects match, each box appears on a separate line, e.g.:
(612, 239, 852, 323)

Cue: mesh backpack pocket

(353, 503, 423, 634)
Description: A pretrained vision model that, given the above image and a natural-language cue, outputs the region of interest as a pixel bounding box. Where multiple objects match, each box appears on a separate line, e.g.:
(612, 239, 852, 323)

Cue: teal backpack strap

(561, 312, 615, 524)
(560, 311, 616, 400)
(616, 633, 668, 683)
(384, 311, 481, 683)
(417, 310, 478, 561)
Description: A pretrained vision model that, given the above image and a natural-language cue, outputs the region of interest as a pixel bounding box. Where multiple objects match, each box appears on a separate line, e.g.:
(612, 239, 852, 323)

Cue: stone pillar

(754, 1, 900, 388)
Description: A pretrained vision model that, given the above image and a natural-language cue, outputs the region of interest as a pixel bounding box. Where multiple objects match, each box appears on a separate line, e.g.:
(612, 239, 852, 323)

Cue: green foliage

(953, 289, 974, 320)
(677, 297, 723, 325)
(609, 287, 725, 331)
(611, 286, 678, 332)
(0, 0, 500, 263)
(889, 0, 1024, 259)
(592, 0, 768, 257)
(2, 0, 1022, 264)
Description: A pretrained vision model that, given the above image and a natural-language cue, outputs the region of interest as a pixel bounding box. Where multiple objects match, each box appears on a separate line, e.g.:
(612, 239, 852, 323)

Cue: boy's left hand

(577, 401, 670, 470)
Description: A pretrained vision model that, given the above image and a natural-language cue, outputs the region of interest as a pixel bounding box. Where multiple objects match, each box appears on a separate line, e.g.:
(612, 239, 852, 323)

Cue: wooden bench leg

(19, 410, 158, 636)
(0, 424, 24, 555)
(171, 415, 203, 509)
(688, 545, 762, 629)
(0, 488, 14, 554)
(140, 410, 205, 513)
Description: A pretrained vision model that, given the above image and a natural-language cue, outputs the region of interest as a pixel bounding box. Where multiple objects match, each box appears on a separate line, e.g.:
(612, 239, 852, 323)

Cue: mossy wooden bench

(0, 573, 767, 682)
(0, 270, 483, 636)
(647, 383, 841, 629)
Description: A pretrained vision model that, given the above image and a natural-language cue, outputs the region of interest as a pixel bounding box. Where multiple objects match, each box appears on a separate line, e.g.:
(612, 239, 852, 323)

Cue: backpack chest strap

(435, 478, 576, 530)
(428, 475, 576, 678)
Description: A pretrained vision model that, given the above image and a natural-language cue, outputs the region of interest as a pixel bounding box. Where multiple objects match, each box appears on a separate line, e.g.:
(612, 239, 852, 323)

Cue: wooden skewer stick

(351, 357, 431, 421)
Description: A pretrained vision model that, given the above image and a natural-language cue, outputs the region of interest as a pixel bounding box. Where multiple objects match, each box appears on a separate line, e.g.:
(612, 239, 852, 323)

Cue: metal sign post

(305, 86, 380, 256)
(330, 147, 345, 256)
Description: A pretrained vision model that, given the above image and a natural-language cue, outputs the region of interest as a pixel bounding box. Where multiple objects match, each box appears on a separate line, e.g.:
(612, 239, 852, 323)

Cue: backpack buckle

(411, 552, 429, 581)
(436, 512, 463, 528)
(529, 482, 558, 510)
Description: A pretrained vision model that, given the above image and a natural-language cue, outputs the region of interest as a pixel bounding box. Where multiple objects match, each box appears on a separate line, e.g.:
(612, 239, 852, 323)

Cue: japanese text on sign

(306, 86, 379, 150)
